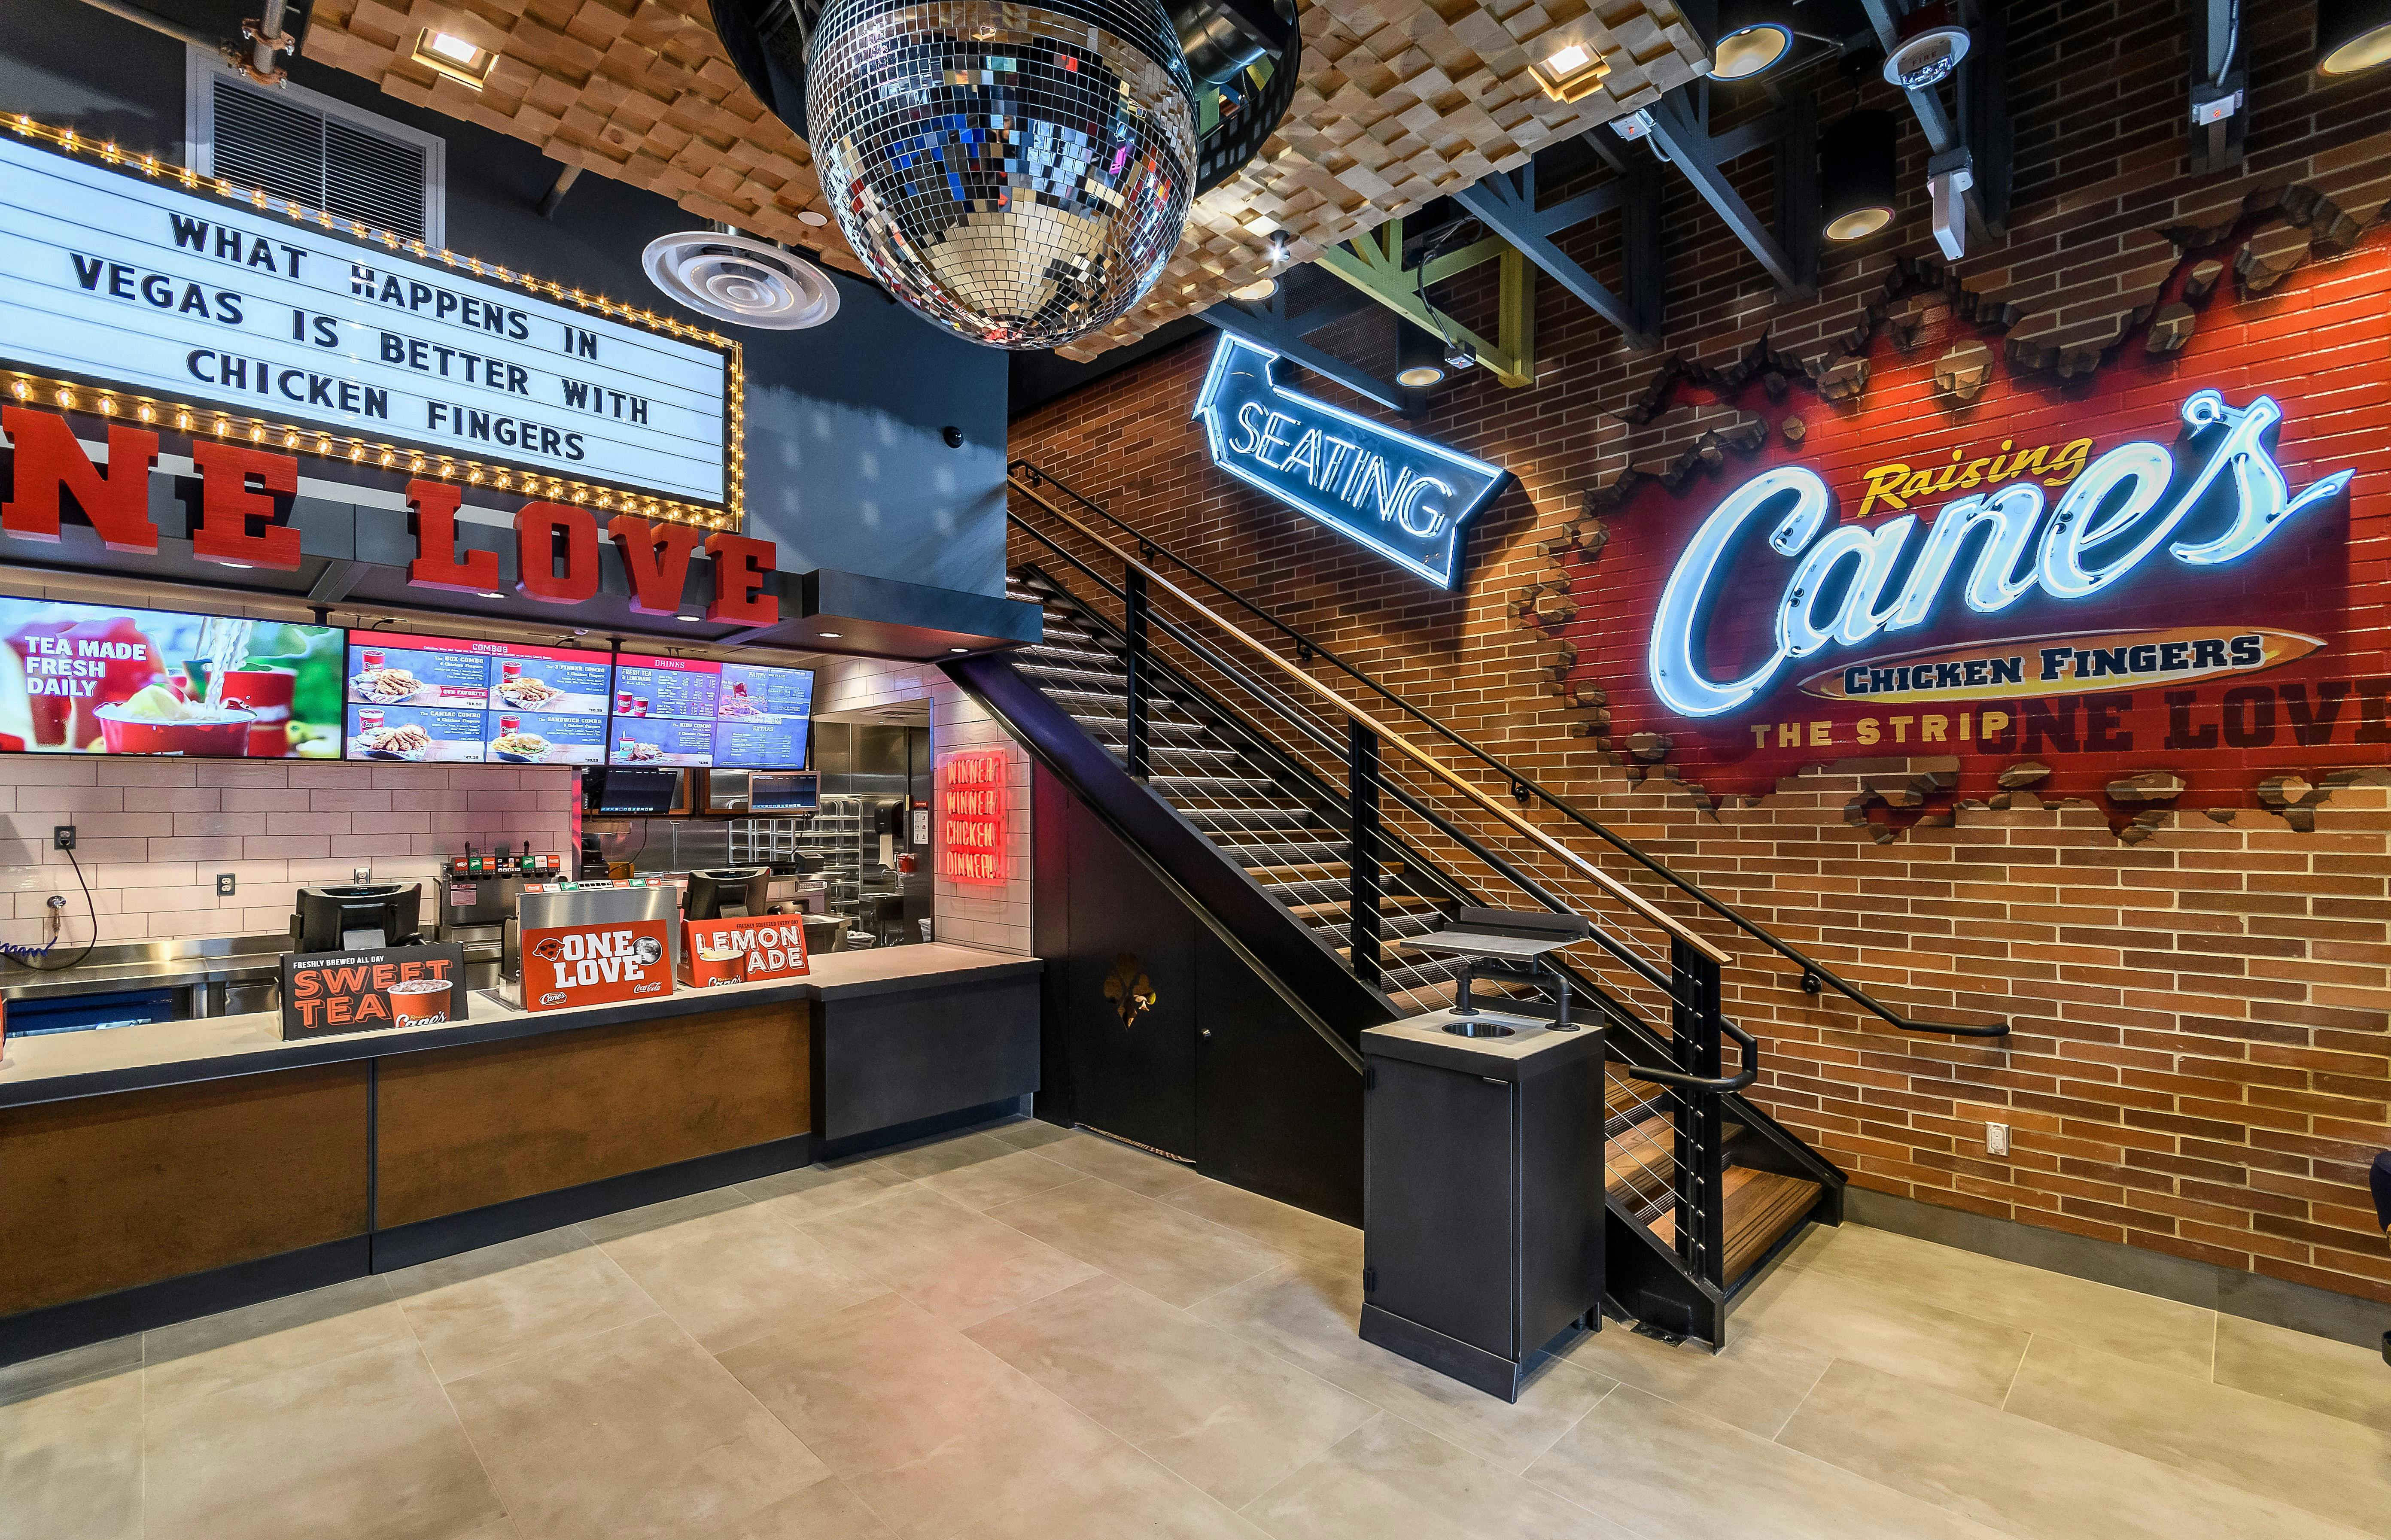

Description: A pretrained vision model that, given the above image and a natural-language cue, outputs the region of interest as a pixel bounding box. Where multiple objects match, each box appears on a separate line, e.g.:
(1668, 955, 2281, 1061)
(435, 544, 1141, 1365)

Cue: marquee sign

(1570, 234, 2390, 809)
(1193, 335, 1508, 587)
(939, 747, 1009, 886)
(0, 120, 739, 524)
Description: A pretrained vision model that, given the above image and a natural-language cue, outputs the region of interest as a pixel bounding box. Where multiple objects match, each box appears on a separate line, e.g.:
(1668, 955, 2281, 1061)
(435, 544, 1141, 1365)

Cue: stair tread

(1644, 1168, 1822, 1284)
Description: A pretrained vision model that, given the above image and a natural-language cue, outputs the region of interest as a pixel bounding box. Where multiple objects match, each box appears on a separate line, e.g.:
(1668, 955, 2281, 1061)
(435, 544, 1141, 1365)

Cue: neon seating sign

(1192, 336, 1509, 587)
(1646, 391, 2354, 718)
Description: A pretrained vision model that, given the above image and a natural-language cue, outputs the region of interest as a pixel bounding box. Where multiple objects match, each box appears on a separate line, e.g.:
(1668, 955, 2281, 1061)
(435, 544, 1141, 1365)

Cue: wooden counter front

(374, 999, 809, 1229)
(0, 1063, 369, 1318)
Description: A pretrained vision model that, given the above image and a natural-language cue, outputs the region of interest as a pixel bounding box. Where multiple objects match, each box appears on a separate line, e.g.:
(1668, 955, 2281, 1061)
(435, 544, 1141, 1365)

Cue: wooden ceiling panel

(307, 0, 1705, 355)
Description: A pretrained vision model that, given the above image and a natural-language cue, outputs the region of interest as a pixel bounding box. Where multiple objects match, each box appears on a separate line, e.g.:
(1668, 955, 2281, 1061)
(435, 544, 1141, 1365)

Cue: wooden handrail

(1008, 473, 1734, 966)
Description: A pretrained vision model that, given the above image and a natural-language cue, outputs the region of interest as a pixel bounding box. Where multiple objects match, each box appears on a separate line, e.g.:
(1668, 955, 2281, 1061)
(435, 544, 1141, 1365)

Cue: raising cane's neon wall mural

(1570, 229, 2388, 812)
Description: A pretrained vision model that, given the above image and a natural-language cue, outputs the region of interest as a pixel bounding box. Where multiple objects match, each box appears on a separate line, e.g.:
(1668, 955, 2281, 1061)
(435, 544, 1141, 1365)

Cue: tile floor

(5, 1117, 2389, 1540)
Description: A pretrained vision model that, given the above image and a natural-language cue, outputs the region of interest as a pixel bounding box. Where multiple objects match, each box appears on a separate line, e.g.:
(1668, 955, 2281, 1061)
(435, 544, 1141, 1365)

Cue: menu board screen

(0, 598, 343, 757)
(608, 654, 812, 770)
(344, 634, 611, 765)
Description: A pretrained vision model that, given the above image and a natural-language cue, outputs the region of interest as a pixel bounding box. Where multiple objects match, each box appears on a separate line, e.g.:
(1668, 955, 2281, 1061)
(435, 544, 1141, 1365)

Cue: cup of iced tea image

(387, 976, 453, 1025)
(688, 945, 746, 987)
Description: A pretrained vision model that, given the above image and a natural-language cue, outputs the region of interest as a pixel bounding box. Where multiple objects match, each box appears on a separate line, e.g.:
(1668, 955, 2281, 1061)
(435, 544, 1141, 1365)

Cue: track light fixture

(1707, 0, 1797, 82)
(2317, 0, 2391, 74)
(1820, 110, 1899, 242)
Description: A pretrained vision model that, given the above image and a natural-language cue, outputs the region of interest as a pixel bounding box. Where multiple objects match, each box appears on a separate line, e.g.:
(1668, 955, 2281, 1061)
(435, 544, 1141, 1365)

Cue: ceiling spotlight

(1883, 24, 1971, 89)
(949, 647, 970, 653)
(797, 210, 829, 227)
(478, 591, 504, 599)
(2318, 0, 2391, 74)
(413, 29, 498, 89)
(1820, 110, 1898, 242)
(818, 631, 843, 638)
(677, 614, 702, 622)
(1708, 1, 1796, 82)
(1394, 365, 1446, 389)
(1528, 33, 1611, 102)
(1229, 276, 1278, 301)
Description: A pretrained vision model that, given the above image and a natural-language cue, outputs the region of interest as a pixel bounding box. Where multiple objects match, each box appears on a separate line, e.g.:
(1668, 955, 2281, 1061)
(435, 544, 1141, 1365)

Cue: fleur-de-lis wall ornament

(1103, 952, 1158, 1029)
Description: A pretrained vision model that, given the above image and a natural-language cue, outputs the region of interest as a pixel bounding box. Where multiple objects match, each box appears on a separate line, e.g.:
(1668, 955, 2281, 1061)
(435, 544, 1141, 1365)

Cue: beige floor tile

(144, 1276, 410, 1403)
(1555, 1315, 1830, 1437)
(920, 1147, 1086, 1212)
(0, 1369, 143, 1540)
(1805, 1224, 2218, 1374)
(870, 1130, 1028, 1183)
(694, 1478, 896, 1540)
(2214, 1314, 2391, 1433)
(799, 1184, 1099, 1327)
(0, 1333, 140, 1409)
(598, 1200, 891, 1354)
(445, 1314, 830, 1540)
(1191, 1261, 1612, 1475)
(1527, 1384, 2007, 1540)
(2005, 1336, 2391, 1538)
(958, 1442, 1267, 1540)
(1246, 1412, 1643, 1540)
(387, 1225, 660, 1383)
(1031, 1130, 1206, 1197)
(575, 1184, 759, 1245)
(718, 1292, 1124, 1540)
(739, 1161, 913, 1225)
(1780, 1356, 2370, 1540)
(986, 1117, 1077, 1152)
(144, 1338, 503, 1540)
(1733, 1265, 2030, 1405)
(986, 1178, 1281, 1309)
(967, 1273, 1376, 1508)
(1165, 1181, 1362, 1271)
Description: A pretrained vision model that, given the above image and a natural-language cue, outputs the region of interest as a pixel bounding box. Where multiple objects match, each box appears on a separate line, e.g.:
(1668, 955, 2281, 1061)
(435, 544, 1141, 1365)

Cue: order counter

(0, 943, 1041, 1365)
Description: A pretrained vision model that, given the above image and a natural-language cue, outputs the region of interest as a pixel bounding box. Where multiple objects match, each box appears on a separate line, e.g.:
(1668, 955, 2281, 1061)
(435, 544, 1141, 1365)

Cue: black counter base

(0, 1238, 371, 1369)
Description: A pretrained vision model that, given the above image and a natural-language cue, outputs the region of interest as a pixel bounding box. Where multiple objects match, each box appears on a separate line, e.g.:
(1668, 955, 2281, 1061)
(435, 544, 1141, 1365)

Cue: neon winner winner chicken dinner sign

(1646, 390, 2354, 720)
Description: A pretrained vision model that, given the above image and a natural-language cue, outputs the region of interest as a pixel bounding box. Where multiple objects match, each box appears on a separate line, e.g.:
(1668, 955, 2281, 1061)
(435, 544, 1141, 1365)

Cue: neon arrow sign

(1646, 390, 2354, 718)
(1192, 335, 1509, 588)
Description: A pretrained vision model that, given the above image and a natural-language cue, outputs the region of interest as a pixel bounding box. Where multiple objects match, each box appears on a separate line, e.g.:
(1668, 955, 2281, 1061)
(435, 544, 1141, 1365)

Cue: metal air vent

(641, 231, 840, 330)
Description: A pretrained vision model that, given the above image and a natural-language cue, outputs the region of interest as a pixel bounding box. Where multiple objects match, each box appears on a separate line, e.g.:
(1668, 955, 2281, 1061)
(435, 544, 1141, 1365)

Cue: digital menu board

(0, 598, 342, 757)
(608, 654, 813, 769)
(345, 634, 611, 765)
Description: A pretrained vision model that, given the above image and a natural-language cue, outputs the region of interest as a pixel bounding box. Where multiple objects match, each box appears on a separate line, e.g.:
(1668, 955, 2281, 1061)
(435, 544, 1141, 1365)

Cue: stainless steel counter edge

(0, 945, 1043, 1110)
(1361, 1011, 1607, 1080)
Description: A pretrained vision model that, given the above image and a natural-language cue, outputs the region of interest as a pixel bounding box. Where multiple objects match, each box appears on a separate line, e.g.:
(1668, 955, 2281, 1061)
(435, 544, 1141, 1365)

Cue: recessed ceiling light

(798, 210, 829, 227)
(1229, 276, 1277, 302)
(218, 560, 253, 569)
(1529, 33, 1610, 100)
(818, 632, 843, 638)
(413, 28, 497, 89)
(1544, 43, 1590, 74)
(1395, 364, 1446, 388)
(478, 591, 503, 599)
(676, 614, 702, 622)
(949, 647, 969, 653)
(2318, 0, 2391, 74)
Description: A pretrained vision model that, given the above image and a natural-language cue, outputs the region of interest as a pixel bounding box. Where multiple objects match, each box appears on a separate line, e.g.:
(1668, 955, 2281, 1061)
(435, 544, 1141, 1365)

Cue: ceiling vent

(641, 232, 839, 330)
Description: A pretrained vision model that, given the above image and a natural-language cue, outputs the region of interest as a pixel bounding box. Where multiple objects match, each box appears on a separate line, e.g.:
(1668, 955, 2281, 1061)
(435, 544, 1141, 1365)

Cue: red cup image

(616, 690, 635, 712)
(387, 977, 453, 1025)
(220, 667, 296, 756)
(95, 703, 254, 756)
(359, 708, 386, 730)
(502, 662, 523, 680)
(498, 715, 521, 734)
(362, 650, 386, 671)
(635, 698, 649, 717)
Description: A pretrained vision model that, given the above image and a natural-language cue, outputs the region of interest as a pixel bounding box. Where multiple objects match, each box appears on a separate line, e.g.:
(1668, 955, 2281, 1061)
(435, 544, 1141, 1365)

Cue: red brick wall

(1010, 1, 2391, 1305)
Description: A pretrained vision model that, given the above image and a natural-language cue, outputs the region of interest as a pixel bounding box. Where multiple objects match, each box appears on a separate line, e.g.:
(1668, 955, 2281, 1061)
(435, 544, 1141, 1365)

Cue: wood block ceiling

(306, 0, 1705, 358)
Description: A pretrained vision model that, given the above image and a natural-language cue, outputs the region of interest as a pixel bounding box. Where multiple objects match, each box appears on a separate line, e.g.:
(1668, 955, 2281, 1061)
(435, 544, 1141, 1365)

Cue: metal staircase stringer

(942, 652, 1385, 1074)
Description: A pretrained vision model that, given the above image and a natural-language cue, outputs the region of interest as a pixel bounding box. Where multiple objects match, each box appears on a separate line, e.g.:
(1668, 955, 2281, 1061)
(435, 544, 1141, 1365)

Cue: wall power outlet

(1986, 1123, 2011, 1156)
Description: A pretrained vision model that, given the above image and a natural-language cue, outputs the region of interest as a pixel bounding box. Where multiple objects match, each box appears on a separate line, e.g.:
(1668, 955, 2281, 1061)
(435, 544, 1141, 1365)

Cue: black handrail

(1009, 462, 2009, 1040)
(1628, 1017, 1760, 1093)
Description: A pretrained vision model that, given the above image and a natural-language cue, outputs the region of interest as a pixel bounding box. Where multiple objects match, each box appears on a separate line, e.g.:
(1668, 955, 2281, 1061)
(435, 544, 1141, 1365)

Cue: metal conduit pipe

(71, 0, 220, 52)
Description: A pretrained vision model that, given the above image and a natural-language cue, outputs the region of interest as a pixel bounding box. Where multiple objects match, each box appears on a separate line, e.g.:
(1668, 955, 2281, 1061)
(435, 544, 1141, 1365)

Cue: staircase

(955, 465, 2007, 1347)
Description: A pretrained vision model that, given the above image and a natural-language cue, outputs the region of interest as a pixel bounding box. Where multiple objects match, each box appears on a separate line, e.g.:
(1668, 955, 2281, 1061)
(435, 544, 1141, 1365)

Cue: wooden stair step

(1643, 1167, 1822, 1285)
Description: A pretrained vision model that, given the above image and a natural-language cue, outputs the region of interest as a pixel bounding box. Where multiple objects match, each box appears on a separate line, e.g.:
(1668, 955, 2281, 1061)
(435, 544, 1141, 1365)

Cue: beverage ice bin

(500, 882, 682, 1008)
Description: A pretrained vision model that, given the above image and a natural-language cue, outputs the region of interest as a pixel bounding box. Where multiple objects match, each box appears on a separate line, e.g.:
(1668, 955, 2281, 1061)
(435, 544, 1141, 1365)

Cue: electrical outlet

(52, 825, 74, 851)
(1986, 1123, 2011, 1156)
(216, 873, 237, 897)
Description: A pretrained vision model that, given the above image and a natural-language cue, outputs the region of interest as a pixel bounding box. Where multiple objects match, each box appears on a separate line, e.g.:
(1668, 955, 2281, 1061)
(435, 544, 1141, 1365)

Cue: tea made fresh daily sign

(280, 941, 465, 1040)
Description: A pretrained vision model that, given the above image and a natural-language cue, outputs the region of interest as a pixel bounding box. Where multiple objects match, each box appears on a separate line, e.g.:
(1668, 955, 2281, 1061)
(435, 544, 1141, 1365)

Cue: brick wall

(1011, 1, 2391, 1303)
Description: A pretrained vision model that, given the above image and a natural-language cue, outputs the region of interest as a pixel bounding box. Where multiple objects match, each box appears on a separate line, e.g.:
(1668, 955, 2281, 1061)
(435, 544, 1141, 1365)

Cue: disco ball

(804, 0, 1197, 349)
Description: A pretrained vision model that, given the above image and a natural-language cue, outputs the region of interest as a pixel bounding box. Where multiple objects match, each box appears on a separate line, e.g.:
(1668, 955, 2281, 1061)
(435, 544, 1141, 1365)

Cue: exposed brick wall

(1010, 1, 2391, 1303)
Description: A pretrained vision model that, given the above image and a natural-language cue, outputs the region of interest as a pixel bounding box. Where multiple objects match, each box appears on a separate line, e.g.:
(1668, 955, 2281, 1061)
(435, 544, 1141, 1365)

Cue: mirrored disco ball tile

(808, 0, 1195, 349)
